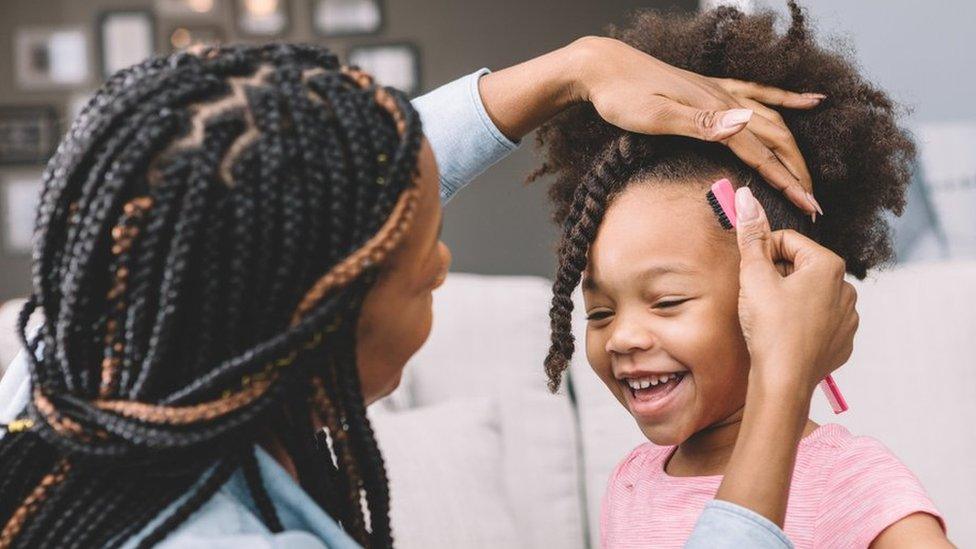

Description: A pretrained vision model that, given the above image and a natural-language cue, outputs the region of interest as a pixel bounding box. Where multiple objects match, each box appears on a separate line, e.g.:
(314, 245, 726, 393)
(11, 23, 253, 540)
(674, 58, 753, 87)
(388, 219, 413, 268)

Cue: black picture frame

(232, 0, 292, 38)
(309, 0, 384, 38)
(97, 9, 158, 79)
(347, 42, 422, 96)
(0, 106, 60, 166)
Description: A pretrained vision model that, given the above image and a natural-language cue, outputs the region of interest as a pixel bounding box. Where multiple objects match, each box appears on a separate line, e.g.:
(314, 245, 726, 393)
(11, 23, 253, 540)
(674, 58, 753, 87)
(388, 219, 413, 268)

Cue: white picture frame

(311, 0, 382, 37)
(234, 0, 290, 37)
(99, 11, 156, 79)
(15, 27, 90, 89)
(348, 43, 420, 96)
(154, 0, 222, 18)
(2, 171, 43, 255)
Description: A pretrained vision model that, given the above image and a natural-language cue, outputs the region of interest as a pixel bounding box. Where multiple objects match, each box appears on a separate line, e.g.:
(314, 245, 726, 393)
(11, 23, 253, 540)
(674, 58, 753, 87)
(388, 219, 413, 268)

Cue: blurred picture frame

(167, 25, 227, 52)
(154, 0, 223, 18)
(347, 43, 421, 96)
(0, 106, 60, 166)
(14, 27, 90, 89)
(310, 0, 383, 37)
(233, 0, 291, 37)
(98, 10, 157, 79)
(1, 170, 44, 255)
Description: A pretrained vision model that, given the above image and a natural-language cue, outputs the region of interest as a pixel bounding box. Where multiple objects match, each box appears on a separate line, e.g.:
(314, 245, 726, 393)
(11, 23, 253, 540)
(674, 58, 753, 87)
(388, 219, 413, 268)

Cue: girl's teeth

(626, 373, 684, 391)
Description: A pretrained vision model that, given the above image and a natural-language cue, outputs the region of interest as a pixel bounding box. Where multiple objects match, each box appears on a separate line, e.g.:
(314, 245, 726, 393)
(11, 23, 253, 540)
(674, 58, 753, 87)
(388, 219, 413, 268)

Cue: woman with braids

(534, 3, 952, 548)
(0, 28, 850, 549)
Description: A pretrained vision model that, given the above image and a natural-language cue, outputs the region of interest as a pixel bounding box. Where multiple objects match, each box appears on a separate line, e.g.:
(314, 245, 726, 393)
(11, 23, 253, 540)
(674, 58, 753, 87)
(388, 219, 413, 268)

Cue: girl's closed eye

(654, 298, 691, 309)
(586, 309, 614, 322)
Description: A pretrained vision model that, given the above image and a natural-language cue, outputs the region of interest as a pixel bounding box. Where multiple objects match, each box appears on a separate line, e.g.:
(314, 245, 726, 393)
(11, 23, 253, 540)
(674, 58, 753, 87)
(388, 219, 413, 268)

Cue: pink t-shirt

(601, 424, 945, 548)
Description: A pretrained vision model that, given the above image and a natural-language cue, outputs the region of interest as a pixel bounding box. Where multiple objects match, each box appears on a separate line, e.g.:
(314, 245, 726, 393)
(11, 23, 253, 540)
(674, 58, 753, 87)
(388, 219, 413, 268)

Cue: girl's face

(356, 138, 451, 405)
(582, 181, 751, 446)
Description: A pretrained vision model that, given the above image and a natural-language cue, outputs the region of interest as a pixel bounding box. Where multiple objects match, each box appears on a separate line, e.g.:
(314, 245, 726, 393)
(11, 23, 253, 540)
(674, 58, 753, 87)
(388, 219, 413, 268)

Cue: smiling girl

(535, 4, 952, 548)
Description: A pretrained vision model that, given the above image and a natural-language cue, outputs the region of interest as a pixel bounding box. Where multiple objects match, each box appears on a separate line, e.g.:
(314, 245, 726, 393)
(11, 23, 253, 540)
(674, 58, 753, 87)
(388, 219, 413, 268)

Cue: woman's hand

(733, 185, 858, 396)
(480, 36, 823, 212)
(713, 185, 858, 527)
(572, 36, 824, 216)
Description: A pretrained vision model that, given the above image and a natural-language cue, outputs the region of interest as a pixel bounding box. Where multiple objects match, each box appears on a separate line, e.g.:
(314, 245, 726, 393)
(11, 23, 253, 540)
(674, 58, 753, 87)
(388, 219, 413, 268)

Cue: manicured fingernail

(811, 212, 817, 224)
(803, 93, 827, 100)
(720, 108, 753, 130)
(735, 186, 758, 223)
(806, 192, 824, 215)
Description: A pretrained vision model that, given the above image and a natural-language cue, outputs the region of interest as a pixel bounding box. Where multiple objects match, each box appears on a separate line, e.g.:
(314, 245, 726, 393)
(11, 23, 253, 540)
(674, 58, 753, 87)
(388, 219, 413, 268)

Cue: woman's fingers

(724, 129, 815, 213)
(768, 228, 841, 273)
(737, 98, 813, 185)
(715, 78, 825, 109)
(736, 107, 817, 214)
(641, 97, 754, 142)
(734, 187, 777, 276)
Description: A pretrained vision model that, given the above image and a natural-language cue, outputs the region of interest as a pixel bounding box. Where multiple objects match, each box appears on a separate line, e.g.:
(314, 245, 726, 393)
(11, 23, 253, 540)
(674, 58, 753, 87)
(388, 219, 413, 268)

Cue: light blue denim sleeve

(0, 349, 31, 429)
(686, 500, 794, 548)
(411, 68, 519, 204)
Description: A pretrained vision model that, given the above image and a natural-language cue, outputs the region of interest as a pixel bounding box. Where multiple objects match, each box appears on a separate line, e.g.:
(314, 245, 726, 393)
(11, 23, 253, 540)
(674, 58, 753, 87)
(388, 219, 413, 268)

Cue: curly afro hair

(533, 1, 916, 392)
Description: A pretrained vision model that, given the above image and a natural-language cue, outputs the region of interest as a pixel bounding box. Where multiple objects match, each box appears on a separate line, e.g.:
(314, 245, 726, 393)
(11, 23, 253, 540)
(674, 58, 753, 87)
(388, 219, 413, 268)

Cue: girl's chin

(639, 422, 692, 447)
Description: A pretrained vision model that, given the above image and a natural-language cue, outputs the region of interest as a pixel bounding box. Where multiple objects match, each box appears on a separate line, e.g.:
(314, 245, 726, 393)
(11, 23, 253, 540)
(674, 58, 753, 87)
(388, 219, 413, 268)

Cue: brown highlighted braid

(532, 2, 915, 391)
(0, 43, 422, 548)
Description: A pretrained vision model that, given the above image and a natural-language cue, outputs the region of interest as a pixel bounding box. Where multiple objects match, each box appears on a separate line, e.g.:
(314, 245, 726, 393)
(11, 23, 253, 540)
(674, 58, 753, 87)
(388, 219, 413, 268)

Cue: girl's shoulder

(798, 424, 946, 547)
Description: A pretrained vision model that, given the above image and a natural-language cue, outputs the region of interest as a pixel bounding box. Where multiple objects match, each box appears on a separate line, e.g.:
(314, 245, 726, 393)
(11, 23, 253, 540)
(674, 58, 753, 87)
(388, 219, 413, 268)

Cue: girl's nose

(605, 314, 658, 357)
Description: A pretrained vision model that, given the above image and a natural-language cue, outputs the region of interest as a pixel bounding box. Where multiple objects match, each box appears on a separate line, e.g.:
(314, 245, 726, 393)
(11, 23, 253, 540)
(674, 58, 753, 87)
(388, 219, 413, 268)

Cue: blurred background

(0, 1, 973, 547)
(0, 0, 974, 299)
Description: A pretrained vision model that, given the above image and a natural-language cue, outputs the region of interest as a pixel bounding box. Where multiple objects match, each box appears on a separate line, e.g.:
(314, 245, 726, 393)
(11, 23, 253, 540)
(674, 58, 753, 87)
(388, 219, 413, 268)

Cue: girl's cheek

(586, 328, 613, 378)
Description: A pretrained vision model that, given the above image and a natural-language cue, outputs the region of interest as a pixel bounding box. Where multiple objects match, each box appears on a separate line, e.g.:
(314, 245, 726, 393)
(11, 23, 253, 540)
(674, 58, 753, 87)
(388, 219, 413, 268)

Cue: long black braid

(0, 43, 423, 548)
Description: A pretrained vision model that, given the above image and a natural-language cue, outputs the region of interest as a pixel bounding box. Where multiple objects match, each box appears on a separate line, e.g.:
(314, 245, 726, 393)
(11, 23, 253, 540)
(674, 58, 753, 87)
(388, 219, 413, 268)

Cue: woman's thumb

(735, 186, 775, 269)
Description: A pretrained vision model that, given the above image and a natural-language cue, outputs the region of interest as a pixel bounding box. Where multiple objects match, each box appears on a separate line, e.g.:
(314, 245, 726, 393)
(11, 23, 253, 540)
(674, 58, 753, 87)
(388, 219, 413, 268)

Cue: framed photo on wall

(1, 171, 43, 255)
(154, 0, 222, 18)
(348, 43, 421, 96)
(98, 10, 157, 79)
(0, 106, 60, 166)
(167, 25, 226, 52)
(14, 27, 90, 89)
(310, 0, 383, 37)
(233, 0, 291, 37)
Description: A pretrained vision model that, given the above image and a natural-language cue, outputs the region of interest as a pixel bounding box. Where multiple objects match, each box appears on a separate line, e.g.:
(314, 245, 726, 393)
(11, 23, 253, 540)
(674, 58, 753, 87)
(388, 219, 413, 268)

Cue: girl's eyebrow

(638, 262, 699, 279)
(582, 262, 698, 292)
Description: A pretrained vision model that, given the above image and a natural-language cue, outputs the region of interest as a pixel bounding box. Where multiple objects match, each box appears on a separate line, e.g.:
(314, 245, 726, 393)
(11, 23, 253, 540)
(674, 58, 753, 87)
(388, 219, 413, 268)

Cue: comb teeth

(706, 190, 734, 230)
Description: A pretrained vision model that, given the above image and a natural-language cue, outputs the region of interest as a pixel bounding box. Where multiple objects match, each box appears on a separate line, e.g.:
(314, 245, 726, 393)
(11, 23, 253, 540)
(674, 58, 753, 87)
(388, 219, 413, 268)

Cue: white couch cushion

(373, 273, 585, 549)
(371, 398, 519, 549)
(809, 261, 976, 545)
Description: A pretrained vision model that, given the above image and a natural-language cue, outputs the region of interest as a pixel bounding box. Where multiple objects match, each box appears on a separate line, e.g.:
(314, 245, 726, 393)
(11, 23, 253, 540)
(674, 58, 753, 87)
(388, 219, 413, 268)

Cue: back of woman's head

(0, 43, 420, 548)
(534, 2, 915, 391)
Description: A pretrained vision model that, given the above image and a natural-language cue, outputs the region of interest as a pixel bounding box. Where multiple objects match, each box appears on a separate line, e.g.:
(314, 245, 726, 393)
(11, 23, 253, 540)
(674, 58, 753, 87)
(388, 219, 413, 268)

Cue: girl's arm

(871, 513, 954, 548)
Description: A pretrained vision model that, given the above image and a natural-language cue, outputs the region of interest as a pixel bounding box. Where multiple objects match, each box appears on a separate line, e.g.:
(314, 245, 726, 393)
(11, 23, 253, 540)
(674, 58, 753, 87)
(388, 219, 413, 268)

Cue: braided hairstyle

(531, 2, 916, 391)
(0, 43, 423, 548)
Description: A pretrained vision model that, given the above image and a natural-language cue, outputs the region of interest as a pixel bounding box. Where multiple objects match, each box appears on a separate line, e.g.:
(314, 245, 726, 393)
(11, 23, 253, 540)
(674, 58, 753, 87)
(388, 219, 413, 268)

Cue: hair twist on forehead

(0, 43, 422, 549)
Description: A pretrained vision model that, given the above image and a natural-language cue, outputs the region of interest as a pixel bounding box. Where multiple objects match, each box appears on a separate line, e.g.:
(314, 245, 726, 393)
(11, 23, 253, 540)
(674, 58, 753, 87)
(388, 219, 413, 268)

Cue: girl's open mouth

(621, 372, 688, 420)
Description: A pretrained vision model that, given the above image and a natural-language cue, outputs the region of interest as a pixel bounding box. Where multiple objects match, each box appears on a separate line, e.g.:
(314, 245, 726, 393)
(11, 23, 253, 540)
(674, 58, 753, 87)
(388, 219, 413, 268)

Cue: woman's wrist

(714, 357, 813, 527)
(477, 40, 584, 141)
(748, 354, 819, 404)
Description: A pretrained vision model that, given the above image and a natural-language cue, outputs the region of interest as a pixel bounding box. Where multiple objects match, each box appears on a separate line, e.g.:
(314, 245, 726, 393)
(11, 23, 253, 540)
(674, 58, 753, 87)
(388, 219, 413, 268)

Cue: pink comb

(708, 178, 849, 414)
